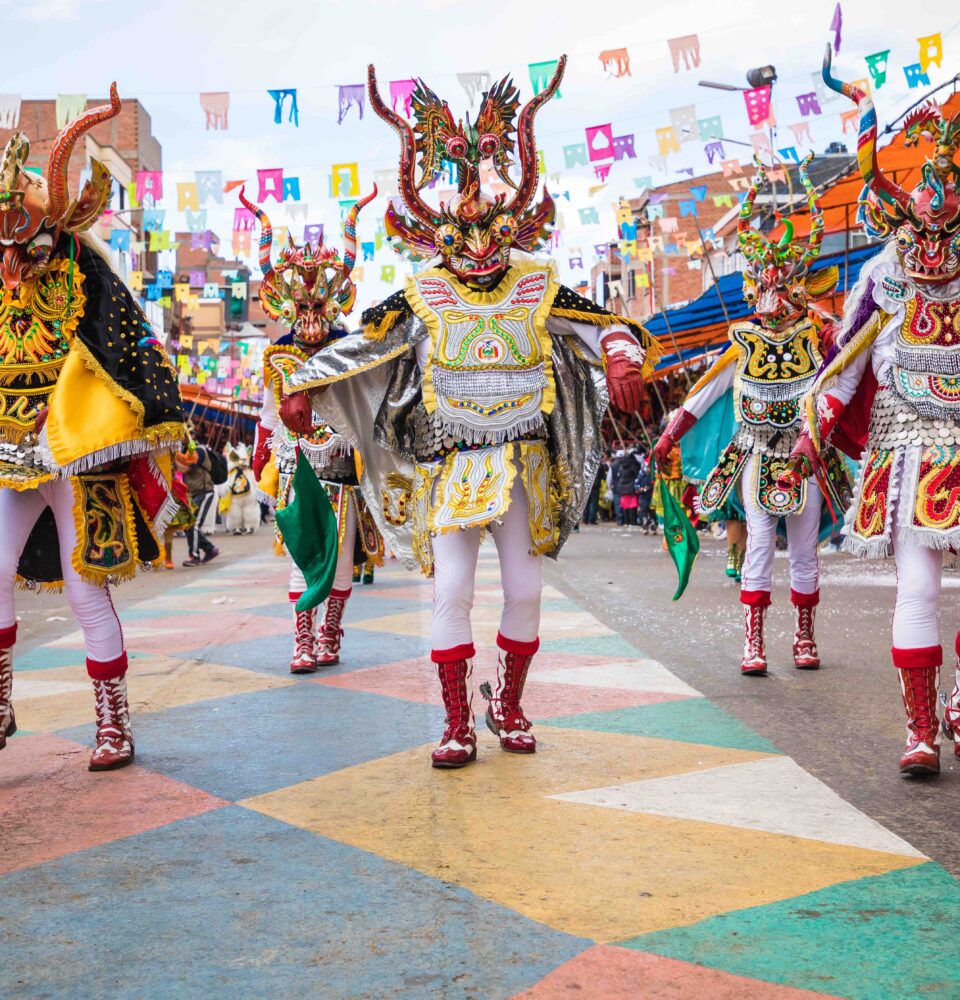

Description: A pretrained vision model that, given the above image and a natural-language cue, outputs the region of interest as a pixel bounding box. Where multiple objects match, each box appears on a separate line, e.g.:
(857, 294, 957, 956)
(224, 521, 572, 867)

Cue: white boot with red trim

(316, 588, 351, 667)
(792, 590, 821, 670)
(740, 592, 769, 676)
(482, 633, 538, 754)
(88, 653, 135, 771)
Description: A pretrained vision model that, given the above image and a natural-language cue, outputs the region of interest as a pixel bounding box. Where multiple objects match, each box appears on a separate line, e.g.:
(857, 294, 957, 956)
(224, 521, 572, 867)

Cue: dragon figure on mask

(787, 47, 960, 777)
(0, 85, 186, 772)
(244, 186, 383, 674)
(656, 152, 850, 678)
(280, 56, 658, 769)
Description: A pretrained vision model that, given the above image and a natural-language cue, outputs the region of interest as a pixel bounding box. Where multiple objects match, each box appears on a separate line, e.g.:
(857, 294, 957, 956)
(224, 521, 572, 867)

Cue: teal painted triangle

(539, 634, 644, 659)
(542, 699, 779, 755)
(618, 862, 954, 1000)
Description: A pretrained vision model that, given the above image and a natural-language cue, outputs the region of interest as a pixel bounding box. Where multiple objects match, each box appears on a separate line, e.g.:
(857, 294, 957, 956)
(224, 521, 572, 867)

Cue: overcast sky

(6, 0, 959, 308)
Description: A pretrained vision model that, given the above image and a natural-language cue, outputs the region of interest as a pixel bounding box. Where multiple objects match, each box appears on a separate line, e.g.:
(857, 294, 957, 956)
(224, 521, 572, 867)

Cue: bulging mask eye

(280, 301, 297, 325)
(491, 213, 517, 246)
(897, 228, 916, 250)
(478, 133, 500, 157)
(435, 223, 464, 256)
(444, 136, 468, 160)
(788, 284, 807, 305)
(743, 280, 758, 304)
(324, 299, 341, 321)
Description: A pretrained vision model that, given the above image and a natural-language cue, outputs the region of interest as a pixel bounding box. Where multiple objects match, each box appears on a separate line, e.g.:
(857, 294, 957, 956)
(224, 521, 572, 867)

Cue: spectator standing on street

(634, 452, 656, 534)
(175, 444, 222, 567)
(615, 445, 641, 527)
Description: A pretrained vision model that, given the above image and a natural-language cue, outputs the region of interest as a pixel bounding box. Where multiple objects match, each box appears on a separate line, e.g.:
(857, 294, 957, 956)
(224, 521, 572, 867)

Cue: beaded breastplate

(890, 295, 960, 419)
(730, 318, 821, 431)
(0, 260, 84, 442)
(407, 261, 558, 440)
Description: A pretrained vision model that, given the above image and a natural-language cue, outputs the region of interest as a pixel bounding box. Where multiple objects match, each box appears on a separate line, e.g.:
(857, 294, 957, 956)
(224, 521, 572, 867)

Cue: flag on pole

(275, 452, 339, 612)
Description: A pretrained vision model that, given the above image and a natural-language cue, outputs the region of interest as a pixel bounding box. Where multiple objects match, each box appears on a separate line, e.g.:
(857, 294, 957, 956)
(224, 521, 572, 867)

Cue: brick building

(0, 95, 162, 242)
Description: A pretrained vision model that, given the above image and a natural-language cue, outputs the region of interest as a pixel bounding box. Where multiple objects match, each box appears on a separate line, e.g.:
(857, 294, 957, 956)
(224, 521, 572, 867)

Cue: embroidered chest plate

(730, 320, 821, 430)
(892, 296, 960, 418)
(0, 261, 85, 444)
(408, 263, 558, 439)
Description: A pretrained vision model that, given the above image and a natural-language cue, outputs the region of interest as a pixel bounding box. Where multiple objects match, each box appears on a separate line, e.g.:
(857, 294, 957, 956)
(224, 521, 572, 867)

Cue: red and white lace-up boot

(482, 634, 538, 753)
(0, 625, 16, 751)
(316, 588, 351, 667)
(894, 646, 941, 776)
(431, 647, 477, 768)
(740, 592, 770, 676)
(792, 590, 821, 670)
(290, 607, 317, 674)
(88, 653, 134, 771)
(940, 636, 960, 757)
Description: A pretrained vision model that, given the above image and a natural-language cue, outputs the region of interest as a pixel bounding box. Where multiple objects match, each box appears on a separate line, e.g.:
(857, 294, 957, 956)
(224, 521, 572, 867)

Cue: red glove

(279, 392, 314, 436)
(653, 408, 697, 466)
(252, 421, 272, 480)
(777, 393, 845, 489)
(778, 432, 819, 488)
(601, 331, 645, 413)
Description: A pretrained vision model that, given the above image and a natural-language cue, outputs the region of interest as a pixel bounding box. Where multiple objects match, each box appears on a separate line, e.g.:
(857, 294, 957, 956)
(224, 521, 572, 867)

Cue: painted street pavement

(2, 547, 957, 999)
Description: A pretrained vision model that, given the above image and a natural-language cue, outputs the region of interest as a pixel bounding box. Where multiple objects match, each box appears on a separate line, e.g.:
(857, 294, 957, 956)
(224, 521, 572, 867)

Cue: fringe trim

(255, 486, 277, 509)
(58, 426, 184, 477)
(431, 413, 546, 447)
(150, 491, 180, 540)
(550, 308, 662, 378)
(14, 575, 64, 594)
(363, 310, 404, 342)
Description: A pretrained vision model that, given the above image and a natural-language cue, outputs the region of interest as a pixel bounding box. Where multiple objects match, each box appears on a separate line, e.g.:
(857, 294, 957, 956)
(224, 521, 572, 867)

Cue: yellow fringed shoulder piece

(364, 310, 403, 342)
(806, 265, 840, 298)
(46, 344, 143, 469)
(550, 308, 662, 379)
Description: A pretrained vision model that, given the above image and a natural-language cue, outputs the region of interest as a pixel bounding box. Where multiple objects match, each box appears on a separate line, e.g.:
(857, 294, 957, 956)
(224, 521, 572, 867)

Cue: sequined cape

(287, 294, 614, 570)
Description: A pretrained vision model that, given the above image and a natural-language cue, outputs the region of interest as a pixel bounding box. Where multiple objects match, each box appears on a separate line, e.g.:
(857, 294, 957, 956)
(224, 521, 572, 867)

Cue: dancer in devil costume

(0, 88, 185, 769)
(245, 188, 383, 672)
(785, 50, 960, 775)
(280, 58, 656, 767)
(655, 154, 849, 675)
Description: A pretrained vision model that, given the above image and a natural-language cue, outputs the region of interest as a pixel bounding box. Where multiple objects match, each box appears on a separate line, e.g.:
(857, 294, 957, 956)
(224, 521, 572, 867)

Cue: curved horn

(822, 45, 908, 212)
(342, 184, 377, 275)
(238, 186, 274, 281)
(47, 82, 122, 224)
(367, 65, 434, 226)
(777, 218, 795, 247)
(798, 152, 824, 264)
(738, 156, 768, 262)
(505, 54, 566, 217)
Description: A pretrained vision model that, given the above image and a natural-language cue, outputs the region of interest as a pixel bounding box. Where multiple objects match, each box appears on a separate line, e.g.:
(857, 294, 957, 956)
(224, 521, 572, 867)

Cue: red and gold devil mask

(240, 187, 375, 348)
(825, 46, 960, 286)
(368, 57, 565, 287)
(738, 154, 835, 330)
(0, 84, 120, 292)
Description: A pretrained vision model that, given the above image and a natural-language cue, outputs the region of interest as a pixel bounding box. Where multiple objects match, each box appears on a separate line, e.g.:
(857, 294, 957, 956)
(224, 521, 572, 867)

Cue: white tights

(431, 476, 542, 652)
(288, 496, 356, 600)
(741, 454, 823, 596)
(892, 535, 943, 651)
(0, 478, 124, 661)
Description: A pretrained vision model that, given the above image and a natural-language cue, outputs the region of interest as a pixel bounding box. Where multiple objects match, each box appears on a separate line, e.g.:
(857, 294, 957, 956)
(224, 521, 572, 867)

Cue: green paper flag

(659, 479, 699, 600)
(275, 451, 339, 612)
